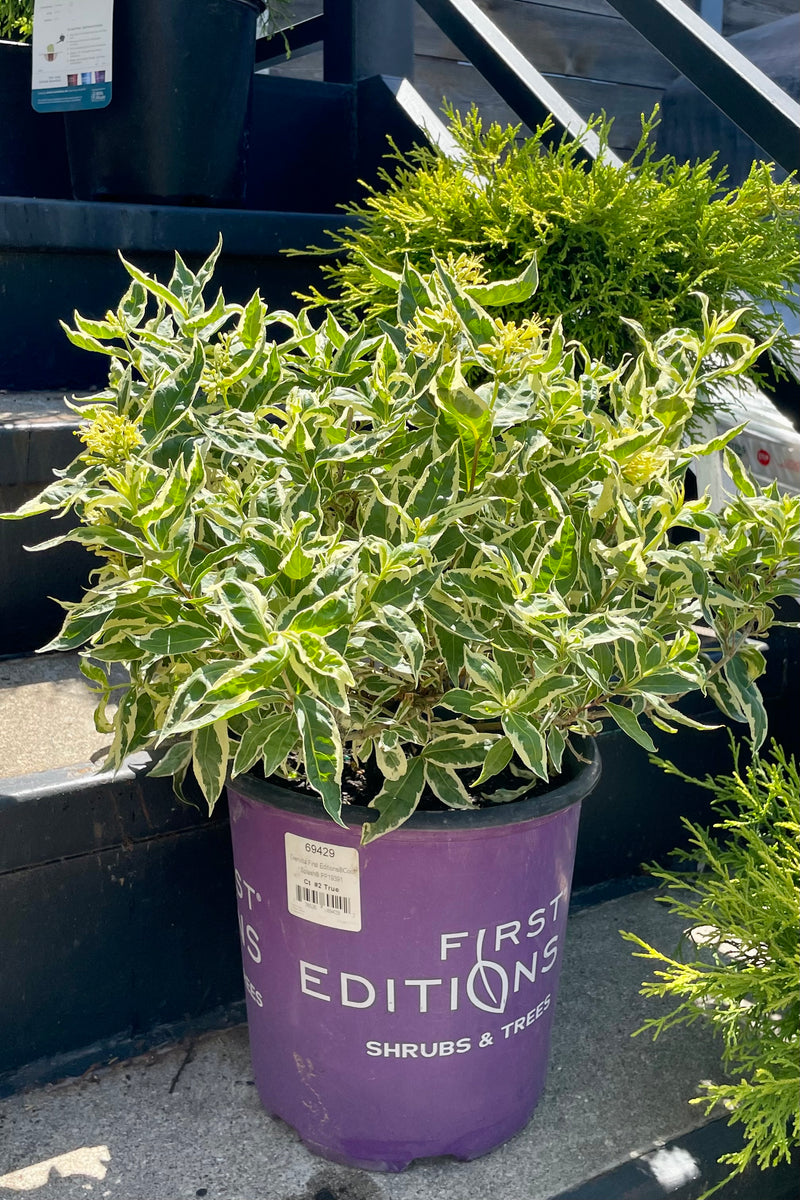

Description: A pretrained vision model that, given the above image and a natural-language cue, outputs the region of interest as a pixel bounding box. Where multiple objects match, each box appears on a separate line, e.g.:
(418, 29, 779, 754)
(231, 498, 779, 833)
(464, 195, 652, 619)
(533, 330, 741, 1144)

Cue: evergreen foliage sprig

(0, 0, 32, 39)
(623, 741, 800, 1196)
(305, 108, 799, 413)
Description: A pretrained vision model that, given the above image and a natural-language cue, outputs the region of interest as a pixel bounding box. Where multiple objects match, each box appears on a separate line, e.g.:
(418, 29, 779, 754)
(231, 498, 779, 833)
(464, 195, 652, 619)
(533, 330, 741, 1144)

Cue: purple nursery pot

(227, 743, 600, 1171)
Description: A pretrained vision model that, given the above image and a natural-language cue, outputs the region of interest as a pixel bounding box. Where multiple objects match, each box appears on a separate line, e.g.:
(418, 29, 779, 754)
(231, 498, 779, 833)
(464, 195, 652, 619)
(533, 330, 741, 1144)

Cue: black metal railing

(253, 0, 800, 173)
(605, 0, 799, 174)
(255, 14, 324, 71)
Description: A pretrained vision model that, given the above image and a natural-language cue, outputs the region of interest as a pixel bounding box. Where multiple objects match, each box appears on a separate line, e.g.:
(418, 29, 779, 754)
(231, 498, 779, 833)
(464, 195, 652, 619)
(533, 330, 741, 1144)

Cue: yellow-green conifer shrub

(307, 109, 799, 418)
(624, 741, 799, 1196)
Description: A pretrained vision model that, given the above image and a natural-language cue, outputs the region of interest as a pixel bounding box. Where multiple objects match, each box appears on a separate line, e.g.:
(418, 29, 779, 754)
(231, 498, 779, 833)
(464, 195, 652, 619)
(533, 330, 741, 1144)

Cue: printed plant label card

(32, 0, 113, 112)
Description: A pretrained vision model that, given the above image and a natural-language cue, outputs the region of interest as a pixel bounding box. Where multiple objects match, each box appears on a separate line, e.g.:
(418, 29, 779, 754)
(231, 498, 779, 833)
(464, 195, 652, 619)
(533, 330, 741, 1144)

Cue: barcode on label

(295, 884, 351, 915)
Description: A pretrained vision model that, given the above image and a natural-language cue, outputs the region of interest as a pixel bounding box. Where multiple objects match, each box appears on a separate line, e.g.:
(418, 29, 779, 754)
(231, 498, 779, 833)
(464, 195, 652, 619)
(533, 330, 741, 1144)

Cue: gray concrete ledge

(0, 653, 115, 778)
(0, 889, 731, 1200)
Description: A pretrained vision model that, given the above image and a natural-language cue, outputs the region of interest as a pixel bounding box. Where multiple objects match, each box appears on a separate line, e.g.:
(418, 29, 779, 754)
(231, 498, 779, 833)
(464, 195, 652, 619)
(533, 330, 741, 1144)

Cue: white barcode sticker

(285, 833, 362, 932)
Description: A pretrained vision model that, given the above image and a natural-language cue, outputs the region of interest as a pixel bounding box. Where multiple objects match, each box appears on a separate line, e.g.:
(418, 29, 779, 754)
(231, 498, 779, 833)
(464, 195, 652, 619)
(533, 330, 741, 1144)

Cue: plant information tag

(285, 833, 362, 933)
(31, 0, 113, 112)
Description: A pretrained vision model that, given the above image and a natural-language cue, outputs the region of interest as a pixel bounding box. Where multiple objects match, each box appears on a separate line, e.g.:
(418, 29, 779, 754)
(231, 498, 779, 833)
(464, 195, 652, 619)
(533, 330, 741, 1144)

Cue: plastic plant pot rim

(228, 737, 601, 831)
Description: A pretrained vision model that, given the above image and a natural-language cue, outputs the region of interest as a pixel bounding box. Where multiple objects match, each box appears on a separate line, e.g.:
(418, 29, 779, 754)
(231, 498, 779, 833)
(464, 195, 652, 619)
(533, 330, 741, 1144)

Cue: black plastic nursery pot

(63, 0, 265, 205)
(227, 742, 601, 1171)
(0, 40, 71, 198)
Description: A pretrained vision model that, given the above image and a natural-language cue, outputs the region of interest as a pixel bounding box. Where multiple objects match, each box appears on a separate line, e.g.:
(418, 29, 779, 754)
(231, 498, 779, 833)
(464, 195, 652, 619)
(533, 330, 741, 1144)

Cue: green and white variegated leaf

(422, 732, 493, 769)
(375, 729, 407, 781)
(407, 445, 460, 525)
(232, 712, 297, 777)
(463, 648, 504, 699)
(723, 653, 768, 749)
(380, 605, 425, 682)
(164, 644, 290, 735)
(294, 694, 344, 825)
(134, 620, 217, 657)
(515, 674, 579, 714)
(103, 687, 151, 771)
(425, 593, 487, 642)
(603, 701, 657, 753)
(425, 762, 475, 809)
(441, 688, 503, 719)
(362, 755, 426, 844)
(466, 255, 539, 307)
(723, 446, 758, 498)
(546, 727, 566, 774)
(290, 631, 354, 713)
(192, 719, 230, 812)
(501, 712, 549, 780)
(148, 739, 193, 779)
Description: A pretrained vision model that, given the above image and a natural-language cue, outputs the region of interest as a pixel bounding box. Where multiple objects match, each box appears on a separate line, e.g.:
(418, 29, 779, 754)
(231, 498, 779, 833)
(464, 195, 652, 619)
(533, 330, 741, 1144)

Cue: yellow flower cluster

(442, 252, 487, 288)
(621, 447, 669, 486)
(406, 302, 460, 359)
(79, 409, 142, 464)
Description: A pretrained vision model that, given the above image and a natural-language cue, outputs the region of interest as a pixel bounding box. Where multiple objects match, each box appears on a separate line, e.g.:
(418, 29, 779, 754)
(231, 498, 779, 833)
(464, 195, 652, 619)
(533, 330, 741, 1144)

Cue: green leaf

(134, 621, 216, 657)
(375, 729, 407, 781)
(440, 688, 502, 718)
(381, 605, 425, 682)
(425, 762, 475, 809)
(192, 719, 230, 812)
(294, 694, 344, 825)
(423, 732, 492, 768)
(473, 736, 514, 786)
(463, 649, 504, 699)
(232, 712, 297, 777)
(149, 740, 193, 779)
(291, 631, 354, 713)
(437, 623, 466, 683)
(724, 654, 768, 749)
(723, 447, 758, 498)
(467, 256, 539, 307)
(502, 712, 549, 779)
(146, 339, 205, 434)
(604, 701, 657, 752)
(407, 445, 460, 524)
(362, 755, 426, 844)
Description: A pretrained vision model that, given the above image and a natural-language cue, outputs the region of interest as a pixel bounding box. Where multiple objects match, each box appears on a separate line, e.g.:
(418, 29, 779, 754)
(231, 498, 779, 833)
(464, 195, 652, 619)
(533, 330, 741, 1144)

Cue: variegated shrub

(7, 244, 798, 840)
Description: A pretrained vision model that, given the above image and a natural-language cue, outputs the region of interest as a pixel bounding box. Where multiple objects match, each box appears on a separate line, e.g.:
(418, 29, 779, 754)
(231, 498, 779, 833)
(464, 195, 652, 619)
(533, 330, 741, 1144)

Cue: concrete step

(0, 651, 114, 778)
(0, 887, 795, 1200)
